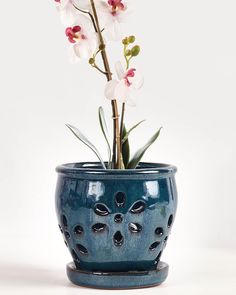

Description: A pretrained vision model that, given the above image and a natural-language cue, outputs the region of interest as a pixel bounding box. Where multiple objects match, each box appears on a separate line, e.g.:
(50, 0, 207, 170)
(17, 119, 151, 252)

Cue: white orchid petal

(59, 4, 78, 26)
(77, 14, 93, 31)
(105, 80, 119, 100)
(73, 42, 89, 59)
(68, 46, 80, 63)
(132, 71, 144, 89)
(95, 2, 110, 29)
(116, 9, 129, 23)
(104, 20, 122, 41)
(115, 61, 125, 80)
(60, 0, 70, 9)
(96, 1, 110, 14)
(73, 0, 90, 10)
(86, 32, 98, 52)
(72, 31, 97, 61)
(114, 80, 130, 102)
(73, 44, 82, 59)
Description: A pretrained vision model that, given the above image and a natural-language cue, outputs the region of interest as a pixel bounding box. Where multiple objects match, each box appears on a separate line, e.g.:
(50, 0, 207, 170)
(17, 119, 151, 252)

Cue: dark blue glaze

(55, 162, 177, 286)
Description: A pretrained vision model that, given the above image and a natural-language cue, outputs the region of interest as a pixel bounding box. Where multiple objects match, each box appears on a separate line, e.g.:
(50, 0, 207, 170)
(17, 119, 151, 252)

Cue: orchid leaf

(122, 120, 146, 144)
(121, 126, 130, 168)
(66, 124, 106, 169)
(127, 127, 162, 169)
(98, 106, 112, 168)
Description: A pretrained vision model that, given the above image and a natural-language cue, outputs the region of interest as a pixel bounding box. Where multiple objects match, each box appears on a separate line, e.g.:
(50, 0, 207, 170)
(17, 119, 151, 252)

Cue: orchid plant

(54, 0, 162, 169)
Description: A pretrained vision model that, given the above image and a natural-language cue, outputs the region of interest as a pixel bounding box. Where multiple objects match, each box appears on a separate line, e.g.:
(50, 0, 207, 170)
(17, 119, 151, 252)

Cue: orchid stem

(124, 44, 132, 70)
(92, 63, 109, 75)
(90, 49, 111, 75)
(73, 4, 97, 32)
(120, 103, 125, 144)
(119, 46, 130, 163)
(89, 0, 121, 169)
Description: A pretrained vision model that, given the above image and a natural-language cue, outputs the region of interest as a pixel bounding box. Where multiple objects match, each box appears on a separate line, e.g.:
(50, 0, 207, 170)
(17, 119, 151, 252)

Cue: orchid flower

(54, 0, 79, 26)
(97, 0, 129, 40)
(105, 61, 143, 106)
(65, 16, 97, 62)
(54, 0, 91, 25)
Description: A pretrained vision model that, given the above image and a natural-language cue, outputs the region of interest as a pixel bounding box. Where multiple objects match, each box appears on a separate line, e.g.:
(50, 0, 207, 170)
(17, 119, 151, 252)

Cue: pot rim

(56, 162, 177, 178)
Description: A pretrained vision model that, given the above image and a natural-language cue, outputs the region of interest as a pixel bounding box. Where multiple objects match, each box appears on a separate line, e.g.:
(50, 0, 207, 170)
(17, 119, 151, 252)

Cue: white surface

(0, 0, 236, 293)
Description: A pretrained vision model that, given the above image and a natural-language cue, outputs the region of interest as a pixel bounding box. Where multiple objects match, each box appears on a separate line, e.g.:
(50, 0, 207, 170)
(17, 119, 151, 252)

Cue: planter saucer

(66, 261, 169, 289)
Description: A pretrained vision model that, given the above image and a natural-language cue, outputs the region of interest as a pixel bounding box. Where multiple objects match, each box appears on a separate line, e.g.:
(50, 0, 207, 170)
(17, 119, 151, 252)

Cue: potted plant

(54, 0, 177, 289)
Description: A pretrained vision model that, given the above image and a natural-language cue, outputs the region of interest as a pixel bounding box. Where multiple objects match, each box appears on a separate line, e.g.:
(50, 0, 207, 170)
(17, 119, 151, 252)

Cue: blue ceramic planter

(55, 162, 177, 289)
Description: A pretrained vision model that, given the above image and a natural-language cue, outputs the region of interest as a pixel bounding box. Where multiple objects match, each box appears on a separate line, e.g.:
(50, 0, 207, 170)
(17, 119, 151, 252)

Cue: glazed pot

(55, 162, 177, 289)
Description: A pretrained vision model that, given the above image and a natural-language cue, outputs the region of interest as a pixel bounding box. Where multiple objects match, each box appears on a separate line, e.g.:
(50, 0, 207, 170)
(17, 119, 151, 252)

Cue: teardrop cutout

(92, 223, 107, 233)
(149, 241, 161, 251)
(130, 200, 146, 214)
(155, 227, 164, 236)
(74, 225, 84, 236)
(61, 215, 68, 228)
(64, 231, 70, 239)
(168, 215, 173, 228)
(155, 251, 162, 265)
(71, 249, 79, 261)
(77, 244, 88, 255)
(115, 192, 126, 207)
(129, 223, 142, 233)
(113, 231, 124, 246)
(94, 203, 110, 216)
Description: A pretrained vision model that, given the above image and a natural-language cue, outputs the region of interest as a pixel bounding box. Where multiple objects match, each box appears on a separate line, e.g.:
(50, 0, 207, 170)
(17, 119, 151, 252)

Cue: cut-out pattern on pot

(91, 194, 145, 247)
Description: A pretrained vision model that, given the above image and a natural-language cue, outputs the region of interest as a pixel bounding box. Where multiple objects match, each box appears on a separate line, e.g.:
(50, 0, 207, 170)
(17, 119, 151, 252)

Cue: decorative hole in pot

(92, 223, 107, 233)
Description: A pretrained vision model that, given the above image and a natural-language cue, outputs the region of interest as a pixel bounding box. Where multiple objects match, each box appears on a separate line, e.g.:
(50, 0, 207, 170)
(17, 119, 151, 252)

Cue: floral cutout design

(91, 192, 146, 247)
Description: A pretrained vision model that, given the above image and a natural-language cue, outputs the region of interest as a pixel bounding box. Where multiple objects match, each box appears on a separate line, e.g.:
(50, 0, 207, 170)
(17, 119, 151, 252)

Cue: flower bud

(128, 35, 135, 43)
(89, 58, 95, 65)
(125, 49, 132, 56)
(131, 45, 140, 57)
(122, 37, 129, 45)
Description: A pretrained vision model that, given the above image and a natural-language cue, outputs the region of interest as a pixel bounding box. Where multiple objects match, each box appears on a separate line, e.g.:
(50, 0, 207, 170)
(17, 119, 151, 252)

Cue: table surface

(0, 237, 235, 295)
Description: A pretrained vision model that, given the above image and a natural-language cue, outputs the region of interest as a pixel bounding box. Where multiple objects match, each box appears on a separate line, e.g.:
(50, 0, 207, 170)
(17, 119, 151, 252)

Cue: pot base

(66, 261, 169, 289)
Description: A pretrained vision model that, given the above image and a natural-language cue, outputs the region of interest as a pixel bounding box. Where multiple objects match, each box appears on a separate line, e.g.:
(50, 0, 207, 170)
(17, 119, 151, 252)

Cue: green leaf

(122, 120, 146, 144)
(127, 127, 162, 169)
(121, 126, 130, 168)
(98, 106, 112, 168)
(66, 124, 106, 169)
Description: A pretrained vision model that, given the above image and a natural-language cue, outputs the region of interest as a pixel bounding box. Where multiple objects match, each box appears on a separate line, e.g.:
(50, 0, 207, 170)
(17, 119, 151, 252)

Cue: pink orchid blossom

(97, 0, 129, 40)
(105, 61, 143, 106)
(65, 16, 97, 62)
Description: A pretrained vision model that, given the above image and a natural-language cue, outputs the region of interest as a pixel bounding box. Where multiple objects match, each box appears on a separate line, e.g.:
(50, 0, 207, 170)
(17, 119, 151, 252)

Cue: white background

(0, 0, 236, 294)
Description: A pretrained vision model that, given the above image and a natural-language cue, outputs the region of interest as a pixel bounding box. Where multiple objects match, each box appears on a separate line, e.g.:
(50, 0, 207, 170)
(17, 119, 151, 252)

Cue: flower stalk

(89, 0, 122, 169)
